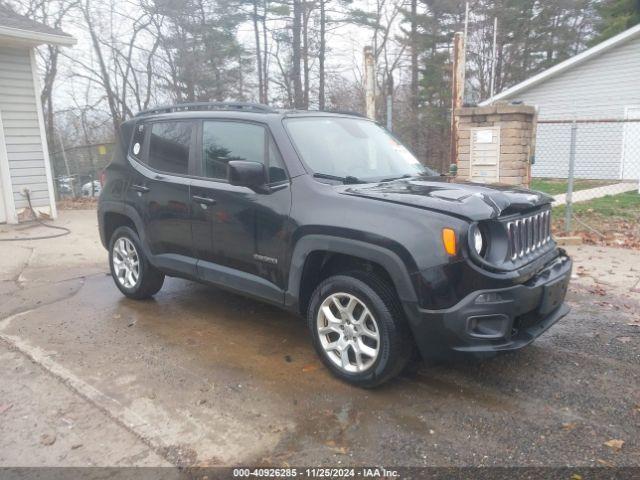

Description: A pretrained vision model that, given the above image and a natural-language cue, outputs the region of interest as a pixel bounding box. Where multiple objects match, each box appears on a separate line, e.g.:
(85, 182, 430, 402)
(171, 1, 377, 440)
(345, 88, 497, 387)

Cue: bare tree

(409, 0, 418, 150)
(291, 0, 303, 107)
(251, 0, 265, 102)
(66, 0, 165, 135)
(318, 0, 326, 109)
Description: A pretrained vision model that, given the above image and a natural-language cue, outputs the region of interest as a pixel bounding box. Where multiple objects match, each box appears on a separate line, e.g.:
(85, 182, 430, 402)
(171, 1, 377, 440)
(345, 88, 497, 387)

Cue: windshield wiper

(379, 174, 413, 182)
(313, 173, 364, 184)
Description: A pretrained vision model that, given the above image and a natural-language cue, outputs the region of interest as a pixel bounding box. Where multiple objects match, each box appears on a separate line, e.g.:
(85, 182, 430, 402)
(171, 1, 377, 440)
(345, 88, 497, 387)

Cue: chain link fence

(533, 118, 640, 247)
(50, 143, 115, 200)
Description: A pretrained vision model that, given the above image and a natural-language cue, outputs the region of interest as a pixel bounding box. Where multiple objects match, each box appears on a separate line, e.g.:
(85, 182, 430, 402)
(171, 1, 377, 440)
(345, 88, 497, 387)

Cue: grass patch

(531, 178, 616, 196)
(553, 191, 640, 221)
(552, 191, 640, 247)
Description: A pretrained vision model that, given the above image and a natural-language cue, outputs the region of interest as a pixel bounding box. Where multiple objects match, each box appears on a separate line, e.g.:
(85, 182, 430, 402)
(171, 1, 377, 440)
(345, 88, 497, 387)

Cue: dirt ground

(0, 210, 639, 468)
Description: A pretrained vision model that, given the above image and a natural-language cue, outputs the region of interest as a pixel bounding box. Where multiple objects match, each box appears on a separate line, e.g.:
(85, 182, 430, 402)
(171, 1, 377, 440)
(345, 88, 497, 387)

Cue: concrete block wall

(454, 104, 537, 187)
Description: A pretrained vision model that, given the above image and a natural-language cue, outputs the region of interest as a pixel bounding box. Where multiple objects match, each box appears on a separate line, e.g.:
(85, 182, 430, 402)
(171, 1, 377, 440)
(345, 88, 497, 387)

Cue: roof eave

(480, 23, 640, 106)
(0, 25, 76, 46)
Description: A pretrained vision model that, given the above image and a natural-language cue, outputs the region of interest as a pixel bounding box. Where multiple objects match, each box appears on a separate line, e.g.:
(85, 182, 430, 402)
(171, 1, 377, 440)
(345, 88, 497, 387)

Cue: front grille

(506, 210, 551, 261)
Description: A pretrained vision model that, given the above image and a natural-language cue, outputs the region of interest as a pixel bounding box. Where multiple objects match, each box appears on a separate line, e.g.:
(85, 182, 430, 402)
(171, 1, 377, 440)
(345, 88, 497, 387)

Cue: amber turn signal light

(442, 228, 457, 256)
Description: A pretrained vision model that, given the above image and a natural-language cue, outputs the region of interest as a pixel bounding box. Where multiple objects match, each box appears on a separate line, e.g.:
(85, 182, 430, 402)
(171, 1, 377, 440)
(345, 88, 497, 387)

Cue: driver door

(191, 120, 291, 303)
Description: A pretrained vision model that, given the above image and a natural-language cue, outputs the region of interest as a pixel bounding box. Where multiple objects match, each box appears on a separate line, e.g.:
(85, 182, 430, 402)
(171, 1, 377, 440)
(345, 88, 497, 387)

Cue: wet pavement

(0, 210, 639, 467)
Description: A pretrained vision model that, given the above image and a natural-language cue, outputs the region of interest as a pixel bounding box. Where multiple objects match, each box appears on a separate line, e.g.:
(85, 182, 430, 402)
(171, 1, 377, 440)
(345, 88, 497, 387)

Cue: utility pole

(450, 32, 465, 168)
(489, 17, 498, 100)
(364, 46, 375, 120)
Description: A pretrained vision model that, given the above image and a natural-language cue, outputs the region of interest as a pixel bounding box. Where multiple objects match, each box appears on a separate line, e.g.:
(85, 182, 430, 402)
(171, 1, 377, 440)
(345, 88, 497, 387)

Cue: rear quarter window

(130, 122, 146, 161)
(148, 122, 193, 175)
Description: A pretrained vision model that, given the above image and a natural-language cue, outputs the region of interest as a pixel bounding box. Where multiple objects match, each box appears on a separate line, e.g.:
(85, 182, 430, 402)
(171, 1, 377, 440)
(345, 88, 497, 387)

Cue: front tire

(108, 226, 164, 299)
(307, 272, 414, 387)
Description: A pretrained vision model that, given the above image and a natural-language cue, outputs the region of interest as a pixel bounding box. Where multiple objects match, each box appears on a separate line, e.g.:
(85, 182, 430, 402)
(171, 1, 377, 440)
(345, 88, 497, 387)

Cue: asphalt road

(0, 211, 638, 468)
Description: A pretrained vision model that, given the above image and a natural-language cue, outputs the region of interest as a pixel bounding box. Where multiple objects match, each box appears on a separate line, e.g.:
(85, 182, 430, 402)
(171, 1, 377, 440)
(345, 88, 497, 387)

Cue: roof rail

(321, 109, 366, 118)
(135, 102, 277, 117)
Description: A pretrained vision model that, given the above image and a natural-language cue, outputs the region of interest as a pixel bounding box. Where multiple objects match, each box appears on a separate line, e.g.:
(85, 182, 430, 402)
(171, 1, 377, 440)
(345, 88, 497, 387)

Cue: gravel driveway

(0, 210, 638, 469)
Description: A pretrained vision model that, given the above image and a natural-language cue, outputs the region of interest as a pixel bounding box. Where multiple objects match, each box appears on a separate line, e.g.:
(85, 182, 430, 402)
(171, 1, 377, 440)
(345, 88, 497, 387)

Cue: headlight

(470, 224, 486, 256)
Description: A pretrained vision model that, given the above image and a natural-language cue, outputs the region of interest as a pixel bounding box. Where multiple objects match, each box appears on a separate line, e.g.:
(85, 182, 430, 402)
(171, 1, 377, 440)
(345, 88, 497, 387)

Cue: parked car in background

(81, 180, 101, 197)
(56, 176, 74, 196)
(98, 102, 572, 387)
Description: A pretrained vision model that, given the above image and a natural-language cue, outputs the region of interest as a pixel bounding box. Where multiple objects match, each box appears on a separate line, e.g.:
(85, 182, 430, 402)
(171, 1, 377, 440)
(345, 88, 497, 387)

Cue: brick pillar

(454, 104, 537, 188)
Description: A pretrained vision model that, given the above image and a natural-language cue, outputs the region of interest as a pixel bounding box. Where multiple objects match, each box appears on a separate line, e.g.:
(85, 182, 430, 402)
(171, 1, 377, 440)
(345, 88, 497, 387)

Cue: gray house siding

(500, 34, 640, 180)
(0, 45, 50, 209)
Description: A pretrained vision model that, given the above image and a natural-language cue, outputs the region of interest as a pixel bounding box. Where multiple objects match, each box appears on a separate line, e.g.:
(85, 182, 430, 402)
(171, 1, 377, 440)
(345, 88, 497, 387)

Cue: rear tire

(109, 226, 164, 299)
(307, 272, 414, 388)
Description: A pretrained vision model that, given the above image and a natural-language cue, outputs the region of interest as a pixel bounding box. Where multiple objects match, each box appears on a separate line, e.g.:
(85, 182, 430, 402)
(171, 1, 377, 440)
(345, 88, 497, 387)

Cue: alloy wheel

(316, 292, 380, 373)
(112, 237, 140, 289)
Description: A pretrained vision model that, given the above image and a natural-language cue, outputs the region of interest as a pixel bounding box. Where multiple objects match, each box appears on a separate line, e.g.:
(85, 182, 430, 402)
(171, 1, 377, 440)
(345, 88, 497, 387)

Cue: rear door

(190, 120, 291, 303)
(126, 120, 196, 277)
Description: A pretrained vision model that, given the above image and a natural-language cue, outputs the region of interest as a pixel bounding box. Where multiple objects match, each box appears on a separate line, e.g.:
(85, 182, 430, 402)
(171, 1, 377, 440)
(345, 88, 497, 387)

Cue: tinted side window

(203, 121, 264, 180)
(130, 122, 146, 161)
(202, 121, 288, 183)
(148, 122, 192, 175)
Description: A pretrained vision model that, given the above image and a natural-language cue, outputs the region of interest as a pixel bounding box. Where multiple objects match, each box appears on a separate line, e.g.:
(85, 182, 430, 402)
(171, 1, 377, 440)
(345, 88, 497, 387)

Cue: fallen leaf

(329, 446, 348, 455)
(40, 433, 56, 446)
(588, 286, 607, 296)
(302, 364, 319, 373)
(561, 422, 577, 431)
(570, 474, 583, 480)
(597, 459, 614, 467)
(604, 439, 624, 451)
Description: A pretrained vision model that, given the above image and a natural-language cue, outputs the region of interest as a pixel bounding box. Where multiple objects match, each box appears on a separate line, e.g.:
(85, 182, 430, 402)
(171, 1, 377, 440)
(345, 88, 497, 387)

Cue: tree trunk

(253, 0, 264, 103)
(81, 0, 121, 136)
(318, 0, 326, 110)
(292, 0, 303, 108)
(410, 0, 418, 152)
(41, 45, 59, 154)
(302, 3, 310, 109)
(262, 0, 269, 103)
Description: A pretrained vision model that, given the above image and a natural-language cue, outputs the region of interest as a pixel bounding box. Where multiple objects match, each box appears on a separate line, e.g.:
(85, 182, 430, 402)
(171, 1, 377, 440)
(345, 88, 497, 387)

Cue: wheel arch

(99, 203, 147, 252)
(286, 234, 418, 315)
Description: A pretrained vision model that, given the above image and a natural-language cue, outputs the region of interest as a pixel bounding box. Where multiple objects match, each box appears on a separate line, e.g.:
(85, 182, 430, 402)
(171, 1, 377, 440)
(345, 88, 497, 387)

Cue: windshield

(284, 117, 439, 182)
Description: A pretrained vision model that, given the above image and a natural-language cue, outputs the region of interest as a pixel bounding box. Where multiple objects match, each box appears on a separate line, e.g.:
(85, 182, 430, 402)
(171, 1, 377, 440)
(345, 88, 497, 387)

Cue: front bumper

(405, 252, 572, 359)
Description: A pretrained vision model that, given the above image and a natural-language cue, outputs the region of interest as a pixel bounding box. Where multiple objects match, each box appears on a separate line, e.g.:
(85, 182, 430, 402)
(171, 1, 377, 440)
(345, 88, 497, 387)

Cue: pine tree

(592, 0, 640, 44)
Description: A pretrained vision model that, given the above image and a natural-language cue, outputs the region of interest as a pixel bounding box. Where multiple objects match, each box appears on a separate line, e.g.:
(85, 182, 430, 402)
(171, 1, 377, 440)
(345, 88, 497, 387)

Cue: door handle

(131, 184, 150, 193)
(192, 195, 217, 206)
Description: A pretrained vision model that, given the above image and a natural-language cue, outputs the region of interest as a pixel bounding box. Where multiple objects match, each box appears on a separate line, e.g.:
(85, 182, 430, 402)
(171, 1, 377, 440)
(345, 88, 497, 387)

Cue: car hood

(338, 177, 553, 221)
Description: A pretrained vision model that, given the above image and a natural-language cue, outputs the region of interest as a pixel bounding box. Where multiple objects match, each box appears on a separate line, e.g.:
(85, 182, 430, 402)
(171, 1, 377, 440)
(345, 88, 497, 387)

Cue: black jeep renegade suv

(98, 102, 572, 387)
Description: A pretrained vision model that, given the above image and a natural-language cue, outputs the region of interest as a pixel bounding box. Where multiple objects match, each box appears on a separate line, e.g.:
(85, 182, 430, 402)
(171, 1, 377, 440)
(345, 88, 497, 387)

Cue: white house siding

(0, 45, 51, 209)
(501, 34, 640, 180)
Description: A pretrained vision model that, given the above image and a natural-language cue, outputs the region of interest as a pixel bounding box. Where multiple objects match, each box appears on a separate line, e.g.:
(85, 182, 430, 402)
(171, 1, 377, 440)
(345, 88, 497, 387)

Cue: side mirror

(227, 161, 267, 189)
